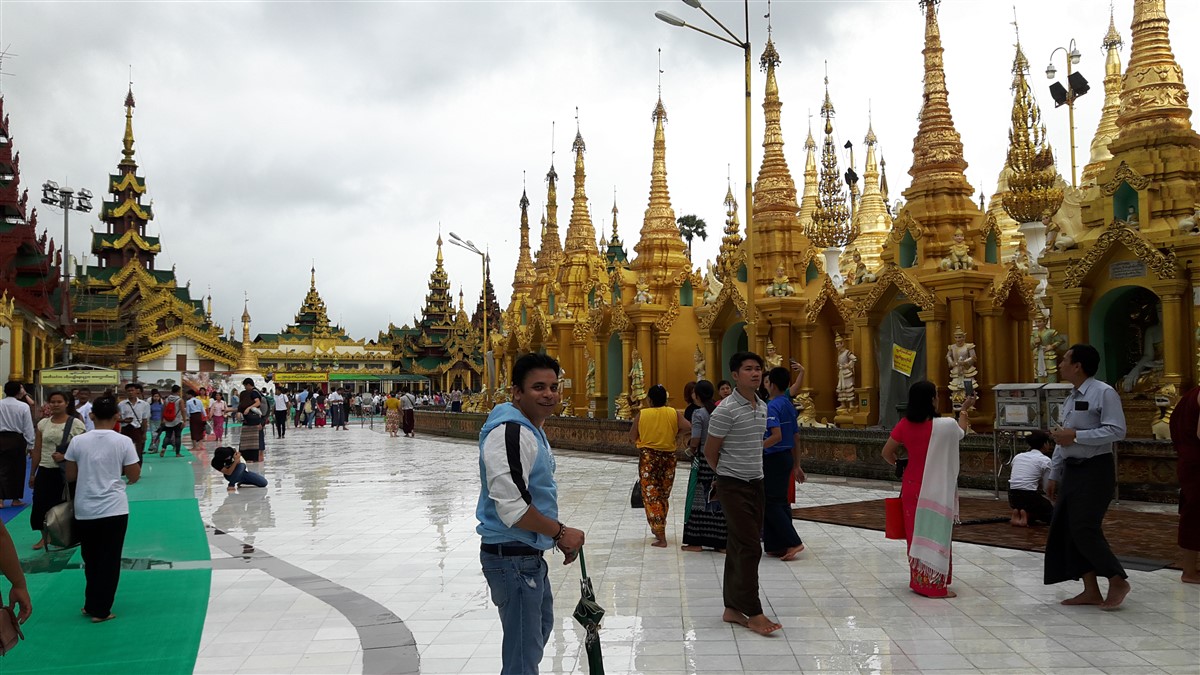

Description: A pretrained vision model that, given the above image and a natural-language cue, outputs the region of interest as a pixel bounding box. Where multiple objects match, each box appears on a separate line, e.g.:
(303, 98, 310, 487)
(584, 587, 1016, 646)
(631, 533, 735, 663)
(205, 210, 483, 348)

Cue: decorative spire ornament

(1001, 25, 1063, 224)
(1082, 6, 1125, 184)
(807, 73, 855, 249)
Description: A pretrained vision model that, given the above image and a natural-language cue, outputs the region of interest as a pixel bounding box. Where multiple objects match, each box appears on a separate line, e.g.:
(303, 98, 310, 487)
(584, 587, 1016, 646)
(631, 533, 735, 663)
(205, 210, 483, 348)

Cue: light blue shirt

(1051, 377, 1126, 482)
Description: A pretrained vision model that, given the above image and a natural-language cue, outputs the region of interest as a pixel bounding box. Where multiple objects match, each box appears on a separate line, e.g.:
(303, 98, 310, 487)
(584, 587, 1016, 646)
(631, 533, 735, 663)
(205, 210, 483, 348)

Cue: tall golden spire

(120, 85, 137, 169)
(853, 116, 893, 267)
(563, 117, 598, 253)
(717, 181, 743, 278)
(235, 299, 259, 373)
(512, 187, 536, 297)
(1002, 34, 1063, 224)
(535, 156, 563, 271)
(633, 93, 688, 277)
(1115, 0, 1193, 137)
(808, 75, 855, 248)
(753, 37, 799, 215)
(1082, 9, 1125, 185)
(909, 0, 969, 182)
(797, 116, 819, 229)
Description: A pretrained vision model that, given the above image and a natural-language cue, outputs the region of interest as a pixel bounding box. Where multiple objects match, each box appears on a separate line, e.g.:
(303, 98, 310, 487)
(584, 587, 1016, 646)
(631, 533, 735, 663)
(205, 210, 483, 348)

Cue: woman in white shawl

(882, 381, 975, 598)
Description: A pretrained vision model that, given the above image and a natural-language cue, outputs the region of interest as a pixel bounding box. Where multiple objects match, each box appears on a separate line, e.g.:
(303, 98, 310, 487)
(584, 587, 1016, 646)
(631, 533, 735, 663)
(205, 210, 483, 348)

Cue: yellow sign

(39, 369, 121, 386)
(274, 372, 328, 383)
(892, 345, 917, 377)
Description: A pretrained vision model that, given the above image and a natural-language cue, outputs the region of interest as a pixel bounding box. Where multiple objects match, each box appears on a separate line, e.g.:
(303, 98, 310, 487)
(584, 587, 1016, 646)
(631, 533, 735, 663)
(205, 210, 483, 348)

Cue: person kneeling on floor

(211, 447, 268, 492)
(1009, 430, 1054, 527)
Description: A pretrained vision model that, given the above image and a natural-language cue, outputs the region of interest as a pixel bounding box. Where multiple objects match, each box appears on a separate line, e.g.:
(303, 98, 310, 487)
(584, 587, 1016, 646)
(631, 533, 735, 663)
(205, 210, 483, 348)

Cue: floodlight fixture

(656, 11, 686, 27)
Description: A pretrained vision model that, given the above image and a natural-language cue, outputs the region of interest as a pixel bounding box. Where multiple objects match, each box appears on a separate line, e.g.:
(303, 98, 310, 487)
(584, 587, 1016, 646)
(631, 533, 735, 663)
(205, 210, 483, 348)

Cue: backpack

(304, 399, 313, 414)
(163, 397, 179, 422)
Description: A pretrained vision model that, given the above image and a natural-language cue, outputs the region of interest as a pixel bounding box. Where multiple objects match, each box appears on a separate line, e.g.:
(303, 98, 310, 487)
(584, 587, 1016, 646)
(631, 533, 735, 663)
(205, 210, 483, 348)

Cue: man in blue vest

(476, 352, 585, 674)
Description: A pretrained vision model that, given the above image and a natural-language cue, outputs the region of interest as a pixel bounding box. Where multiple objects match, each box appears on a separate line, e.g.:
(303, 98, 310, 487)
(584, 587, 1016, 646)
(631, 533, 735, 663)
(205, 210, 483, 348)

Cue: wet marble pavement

(194, 425, 1199, 674)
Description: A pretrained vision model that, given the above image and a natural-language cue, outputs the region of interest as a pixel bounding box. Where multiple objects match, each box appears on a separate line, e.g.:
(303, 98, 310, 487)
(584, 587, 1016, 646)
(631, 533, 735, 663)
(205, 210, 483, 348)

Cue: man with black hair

(118, 383, 150, 464)
(160, 385, 185, 457)
(0, 381, 35, 508)
(476, 352, 585, 674)
(763, 365, 807, 561)
(704, 352, 783, 636)
(64, 395, 140, 622)
(1045, 344, 1130, 609)
(1009, 430, 1054, 527)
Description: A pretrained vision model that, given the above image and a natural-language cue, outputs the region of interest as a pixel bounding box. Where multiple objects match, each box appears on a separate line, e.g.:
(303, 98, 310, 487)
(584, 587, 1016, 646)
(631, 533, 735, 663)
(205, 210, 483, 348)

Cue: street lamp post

(1045, 40, 1089, 188)
(40, 180, 93, 365)
(448, 232, 491, 394)
(656, 0, 757, 346)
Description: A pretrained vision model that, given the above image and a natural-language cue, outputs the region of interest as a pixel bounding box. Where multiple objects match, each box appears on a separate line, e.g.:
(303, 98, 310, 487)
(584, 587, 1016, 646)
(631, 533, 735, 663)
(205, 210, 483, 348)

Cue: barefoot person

(1008, 431, 1054, 527)
(763, 364, 807, 561)
(631, 385, 690, 548)
(1045, 344, 1130, 609)
(476, 353, 585, 674)
(64, 395, 141, 622)
(681, 381, 727, 553)
(29, 391, 85, 550)
(1169, 384, 1200, 584)
(0, 381, 35, 508)
(703, 351, 782, 636)
(882, 381, 974, 599)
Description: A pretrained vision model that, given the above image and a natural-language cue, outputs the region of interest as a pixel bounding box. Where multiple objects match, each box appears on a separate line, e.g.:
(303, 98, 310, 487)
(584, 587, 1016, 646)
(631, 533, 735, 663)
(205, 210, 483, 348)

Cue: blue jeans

(480, 548, 553, 675)
(225, 463, 268, 488)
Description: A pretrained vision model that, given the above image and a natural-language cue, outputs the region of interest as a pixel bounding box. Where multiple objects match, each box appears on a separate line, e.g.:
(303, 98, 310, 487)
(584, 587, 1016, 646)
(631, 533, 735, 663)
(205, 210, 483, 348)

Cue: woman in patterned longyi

(630, 385, 691, 548)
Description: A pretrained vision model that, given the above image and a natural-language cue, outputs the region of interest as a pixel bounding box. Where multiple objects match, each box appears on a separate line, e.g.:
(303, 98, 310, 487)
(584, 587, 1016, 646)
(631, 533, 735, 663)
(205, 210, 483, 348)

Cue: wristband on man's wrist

(553, 522, 566, 542)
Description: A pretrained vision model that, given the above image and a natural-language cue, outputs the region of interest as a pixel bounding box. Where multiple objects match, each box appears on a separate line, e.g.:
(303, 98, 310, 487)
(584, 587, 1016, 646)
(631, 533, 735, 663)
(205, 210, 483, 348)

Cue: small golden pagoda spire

(880, 156, 890, 204)
(753, 36, 799, 215)
(1116, 0, 1193, 137)
(206, 292, 213, 321)
(808, 74, 855, 249)
(1082, 9, 1125, 184)
(120, 85, 137, 169)
(512, 187, 536, 297)
(535, 155, 563, 271)
(853, 114, 893, 267)
(717, 181, 743, 278)
(797, 114, 820, 229)
(235, 297, 259, 373)
(909, 0, 969, 181)
(310, 262, 317, 290)
(633, 91, 689, 278)
(1002, 29, 1063, 224)
(563, 113, 598, 253)
(610, 193, 621, 245)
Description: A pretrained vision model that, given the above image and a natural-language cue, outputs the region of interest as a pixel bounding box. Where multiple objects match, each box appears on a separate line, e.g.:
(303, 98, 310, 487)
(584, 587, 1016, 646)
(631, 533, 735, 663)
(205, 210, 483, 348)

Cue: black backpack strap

(504, 421, 532, 505)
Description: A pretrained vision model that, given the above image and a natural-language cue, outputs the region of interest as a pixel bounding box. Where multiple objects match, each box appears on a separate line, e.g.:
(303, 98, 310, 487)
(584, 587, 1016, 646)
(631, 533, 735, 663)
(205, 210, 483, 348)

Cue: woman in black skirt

(29, 391, 85, 549)
(681, 380, 727, 552)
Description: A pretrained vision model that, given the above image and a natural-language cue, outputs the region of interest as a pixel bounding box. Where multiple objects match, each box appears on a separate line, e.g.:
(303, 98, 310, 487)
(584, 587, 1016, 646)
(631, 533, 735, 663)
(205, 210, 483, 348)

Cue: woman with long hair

(681, 380, 726, 552)
(683, 381, 698, 423)
(630, 384, 691, 547)
(29, 390, 85, 550)
(881, 381, 974, 598)
(209, 392, 227, 443)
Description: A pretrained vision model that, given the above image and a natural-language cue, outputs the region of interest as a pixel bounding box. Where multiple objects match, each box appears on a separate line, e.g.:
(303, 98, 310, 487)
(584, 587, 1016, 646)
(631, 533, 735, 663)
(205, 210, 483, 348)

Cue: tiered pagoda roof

(0, 96, 63, 325)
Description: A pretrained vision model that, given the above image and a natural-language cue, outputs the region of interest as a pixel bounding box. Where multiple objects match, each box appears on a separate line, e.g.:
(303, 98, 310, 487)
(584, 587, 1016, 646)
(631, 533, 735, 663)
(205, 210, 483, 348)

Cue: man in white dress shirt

(0, 382, 36, 507)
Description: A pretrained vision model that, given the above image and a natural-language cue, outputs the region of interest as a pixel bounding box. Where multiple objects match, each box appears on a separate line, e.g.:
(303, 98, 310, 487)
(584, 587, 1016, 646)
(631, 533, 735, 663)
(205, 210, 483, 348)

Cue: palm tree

(676, 214, 708, 262)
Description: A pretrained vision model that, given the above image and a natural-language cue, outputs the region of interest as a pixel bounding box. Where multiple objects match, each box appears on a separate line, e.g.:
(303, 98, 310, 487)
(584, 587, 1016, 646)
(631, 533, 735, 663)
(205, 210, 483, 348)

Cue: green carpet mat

(0, 568, 209, 674)
(127, 450, 198, 502)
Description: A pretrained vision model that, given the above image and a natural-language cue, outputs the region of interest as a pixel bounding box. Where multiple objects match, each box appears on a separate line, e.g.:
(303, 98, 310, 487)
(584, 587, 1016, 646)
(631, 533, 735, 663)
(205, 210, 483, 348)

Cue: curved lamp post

(448, 232, 492, 394)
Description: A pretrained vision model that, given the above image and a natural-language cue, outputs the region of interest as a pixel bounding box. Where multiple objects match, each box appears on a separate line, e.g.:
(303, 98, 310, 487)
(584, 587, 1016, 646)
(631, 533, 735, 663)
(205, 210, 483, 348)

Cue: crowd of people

(476, 345, 1199, 673)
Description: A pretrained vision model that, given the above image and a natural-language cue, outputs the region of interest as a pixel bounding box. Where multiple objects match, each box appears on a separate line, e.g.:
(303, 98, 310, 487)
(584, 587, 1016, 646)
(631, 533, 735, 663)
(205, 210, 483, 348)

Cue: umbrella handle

(578, 546, 587, 578)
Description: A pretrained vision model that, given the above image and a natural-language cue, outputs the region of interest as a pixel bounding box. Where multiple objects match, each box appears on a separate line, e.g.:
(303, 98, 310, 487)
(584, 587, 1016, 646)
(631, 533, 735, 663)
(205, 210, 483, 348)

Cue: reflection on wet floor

(195, 427, 1200, 675)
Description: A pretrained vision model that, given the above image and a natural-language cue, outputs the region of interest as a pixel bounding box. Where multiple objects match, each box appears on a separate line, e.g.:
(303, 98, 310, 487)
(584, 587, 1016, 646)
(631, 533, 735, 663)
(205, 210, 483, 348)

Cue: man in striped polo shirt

(704, 351, 783, 636)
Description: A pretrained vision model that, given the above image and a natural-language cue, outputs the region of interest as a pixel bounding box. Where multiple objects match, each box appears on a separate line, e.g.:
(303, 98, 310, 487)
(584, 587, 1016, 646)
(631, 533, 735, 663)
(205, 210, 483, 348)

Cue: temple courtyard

(185, 426, 1197, 674)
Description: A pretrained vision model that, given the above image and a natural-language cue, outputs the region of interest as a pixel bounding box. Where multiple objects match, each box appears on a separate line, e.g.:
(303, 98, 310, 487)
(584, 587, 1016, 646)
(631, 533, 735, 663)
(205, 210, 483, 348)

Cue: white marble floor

(194, 425, 1199, 675)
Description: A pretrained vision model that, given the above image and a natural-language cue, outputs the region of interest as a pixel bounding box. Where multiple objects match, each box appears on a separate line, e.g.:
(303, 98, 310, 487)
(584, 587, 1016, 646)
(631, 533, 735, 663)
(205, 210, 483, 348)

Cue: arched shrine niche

(1088, 285, 1162, 391)
(878, 303, 926, 428)
(1112, 181, 1141, 227)
(720, 321, 748, 382)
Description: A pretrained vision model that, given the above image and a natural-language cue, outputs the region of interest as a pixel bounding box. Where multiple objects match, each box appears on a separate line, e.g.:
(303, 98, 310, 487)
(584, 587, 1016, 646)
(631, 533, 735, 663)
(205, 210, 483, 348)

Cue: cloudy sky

(2, 0, 1198, 342)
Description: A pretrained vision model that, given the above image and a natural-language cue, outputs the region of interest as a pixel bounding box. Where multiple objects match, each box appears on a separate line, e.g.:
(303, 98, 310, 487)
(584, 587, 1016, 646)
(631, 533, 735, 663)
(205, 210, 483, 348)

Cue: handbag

(44, 484, 80, 550)
(0, 605, 24, 656)
(884, 497, 906, 540)
(630, 479, 643, 509)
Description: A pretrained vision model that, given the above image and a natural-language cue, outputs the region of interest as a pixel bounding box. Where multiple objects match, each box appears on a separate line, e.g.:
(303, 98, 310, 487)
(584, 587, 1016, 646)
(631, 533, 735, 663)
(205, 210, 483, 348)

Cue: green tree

(676, 214, 708, 262)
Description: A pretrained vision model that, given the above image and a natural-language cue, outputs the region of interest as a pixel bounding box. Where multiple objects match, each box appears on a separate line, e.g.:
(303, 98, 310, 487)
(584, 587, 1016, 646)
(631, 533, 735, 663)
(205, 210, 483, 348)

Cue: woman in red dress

(1168, 386, 1200, 584)
(882, 381, 975, 598)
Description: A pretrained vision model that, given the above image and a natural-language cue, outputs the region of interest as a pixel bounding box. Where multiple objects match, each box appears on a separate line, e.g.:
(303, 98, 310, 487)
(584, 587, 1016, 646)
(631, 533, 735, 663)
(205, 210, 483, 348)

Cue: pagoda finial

(512, 185, 536, 296)
(611, 187, 621, 242)
(535, 123, 563, 271)
(798, 109, 820, 228)
(1002, 16, 1063, 224)
(1116, 0, 1193, 136)
(633, 82, 687, 278)
(753, 31, 798, 216)
(854, 107, 893, 267)
(909, 0, 969, 181)
(808, 71, 855, 249)
(1083, 4, 1127, 183)
(310, 261, 316, 289)
(562, 111, 597, 253)
(436, 226, 444, 265)
(120, 84, 137, 168)
(717, 180, 743, 278)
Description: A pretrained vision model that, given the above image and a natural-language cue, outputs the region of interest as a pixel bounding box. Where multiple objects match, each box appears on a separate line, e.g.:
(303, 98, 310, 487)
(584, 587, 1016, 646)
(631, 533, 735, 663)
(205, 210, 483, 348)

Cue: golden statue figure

(765, 264, 796, 297)
(693, 345, 706, 381)
(939, 228, 976, 271)
(835, 334, 857, 413)
(1011, 239, 1030, 273)
(946, 324, 978, 403)
(615, 393, 633, 420)
(764, 339, 783, 370)
(629, 349, 646, 406)
(1125, 205, 1140, 230)
(1031, 314, 1066, 383)
(634, 276, 653, 304)
(1120, 302, 1164, 393)
(849, 249, 877, 285)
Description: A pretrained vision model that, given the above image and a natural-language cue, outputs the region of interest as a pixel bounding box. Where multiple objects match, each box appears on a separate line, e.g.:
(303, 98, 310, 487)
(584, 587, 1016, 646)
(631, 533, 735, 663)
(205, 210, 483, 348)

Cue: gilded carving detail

(806, 276, 857, 325)
(1100, 161, 1151, 196)
(1062, 220, 1177, 289)
(855, 264, 938, 316)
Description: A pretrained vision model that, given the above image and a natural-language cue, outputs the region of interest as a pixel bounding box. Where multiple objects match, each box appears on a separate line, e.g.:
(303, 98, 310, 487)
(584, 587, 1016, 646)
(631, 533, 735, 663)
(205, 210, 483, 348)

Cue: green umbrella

(572, 548, 605, 675)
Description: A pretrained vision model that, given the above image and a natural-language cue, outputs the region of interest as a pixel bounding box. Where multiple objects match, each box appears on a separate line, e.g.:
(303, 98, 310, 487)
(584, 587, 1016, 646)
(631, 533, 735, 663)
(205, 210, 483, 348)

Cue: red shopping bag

(884, 497, 906, 540)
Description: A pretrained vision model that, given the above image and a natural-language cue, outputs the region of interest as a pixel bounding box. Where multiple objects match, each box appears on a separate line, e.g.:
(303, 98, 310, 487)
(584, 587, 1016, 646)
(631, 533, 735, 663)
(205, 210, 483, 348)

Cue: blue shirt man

(762, 365, 807, 560)
(476, 353, 585, 674)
